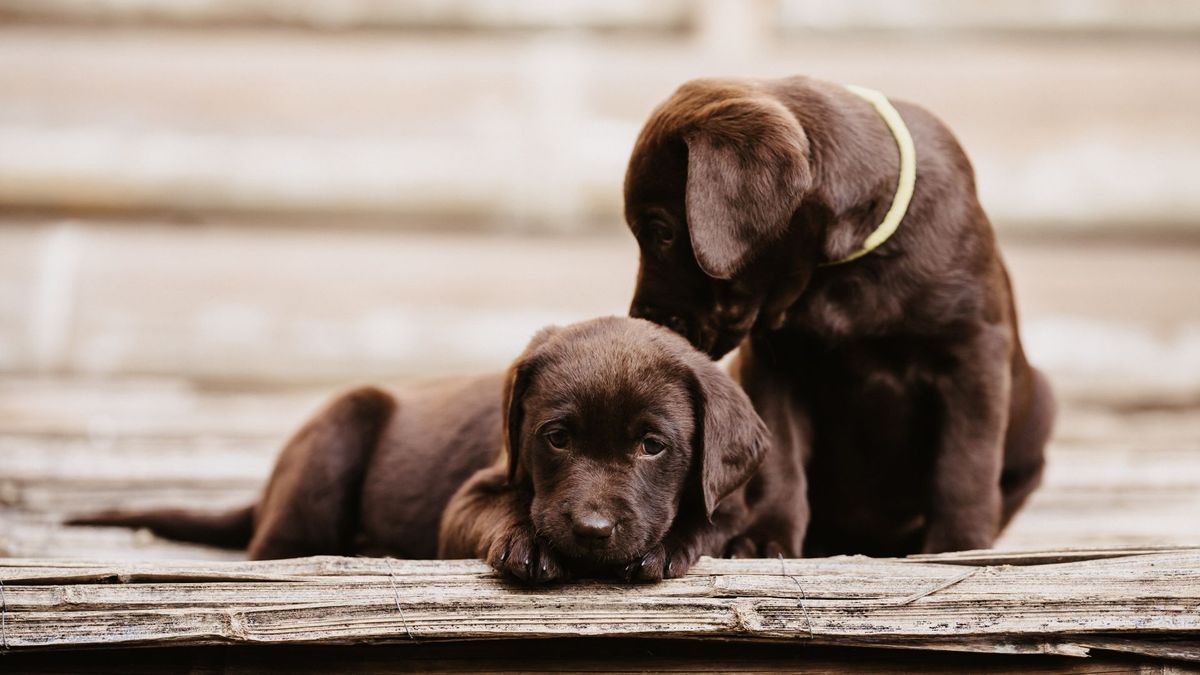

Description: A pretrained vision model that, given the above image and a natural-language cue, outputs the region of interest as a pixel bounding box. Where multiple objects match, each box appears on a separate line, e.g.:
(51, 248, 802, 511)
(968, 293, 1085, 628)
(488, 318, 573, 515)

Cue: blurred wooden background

(2, 0, 1200, 232)
(0, 0, 1197, 560)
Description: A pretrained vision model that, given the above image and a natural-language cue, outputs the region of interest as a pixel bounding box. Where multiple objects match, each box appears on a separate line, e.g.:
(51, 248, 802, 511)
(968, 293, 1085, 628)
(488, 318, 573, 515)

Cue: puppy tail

(66, 505, 255, 550)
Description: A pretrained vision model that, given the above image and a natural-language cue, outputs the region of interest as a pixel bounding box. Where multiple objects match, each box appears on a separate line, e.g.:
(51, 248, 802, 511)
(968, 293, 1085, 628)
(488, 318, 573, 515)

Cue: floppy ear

(684, 97, 812, 280)
(688, 356, 771, 518)
(503, 326, 559, 484)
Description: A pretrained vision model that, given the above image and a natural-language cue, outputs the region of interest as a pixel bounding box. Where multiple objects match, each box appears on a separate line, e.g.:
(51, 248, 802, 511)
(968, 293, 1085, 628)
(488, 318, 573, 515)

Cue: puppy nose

(571, 512, 614, 541)
(714, 301, 748, 325)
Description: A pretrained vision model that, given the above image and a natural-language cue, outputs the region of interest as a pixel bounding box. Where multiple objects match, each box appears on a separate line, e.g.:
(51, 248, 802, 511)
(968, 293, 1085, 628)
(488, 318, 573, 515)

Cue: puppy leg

(923, 328, 1012, 553)
(722, 351, 812, 561)
(726, 438, 811, 559)
(1000, 367, 1055, 528)
(248, 387, 395, 559)
(438, 461, 565, 585)
(725, 511, 807, 560)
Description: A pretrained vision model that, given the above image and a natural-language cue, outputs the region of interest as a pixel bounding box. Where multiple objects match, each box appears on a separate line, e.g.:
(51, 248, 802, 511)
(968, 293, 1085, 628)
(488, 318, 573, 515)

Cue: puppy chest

(792, 278, 907, 339)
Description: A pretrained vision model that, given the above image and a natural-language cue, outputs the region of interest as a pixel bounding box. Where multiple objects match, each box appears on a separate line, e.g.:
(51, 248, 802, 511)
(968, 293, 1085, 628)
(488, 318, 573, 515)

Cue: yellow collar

(820, 84, 917, 266)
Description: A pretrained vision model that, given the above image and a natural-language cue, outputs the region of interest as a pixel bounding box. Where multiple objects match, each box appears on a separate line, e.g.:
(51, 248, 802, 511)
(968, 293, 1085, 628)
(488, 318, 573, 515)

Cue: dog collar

(820, 84, 917, 266)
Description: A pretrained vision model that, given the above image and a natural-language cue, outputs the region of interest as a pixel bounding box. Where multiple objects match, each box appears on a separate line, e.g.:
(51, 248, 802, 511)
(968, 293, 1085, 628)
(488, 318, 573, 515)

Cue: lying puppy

(438, 317, 769, 583)
(69, 378, 501, 560)
(623, 76, 1056, 556)
(70, 317, 769, 583)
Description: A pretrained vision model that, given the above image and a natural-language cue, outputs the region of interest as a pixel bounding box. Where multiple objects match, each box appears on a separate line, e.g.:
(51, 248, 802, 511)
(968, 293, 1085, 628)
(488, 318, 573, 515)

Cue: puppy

(623, 76, 1056, 556)
(69, 317, 769, 583)
(438, 316, 769, 583)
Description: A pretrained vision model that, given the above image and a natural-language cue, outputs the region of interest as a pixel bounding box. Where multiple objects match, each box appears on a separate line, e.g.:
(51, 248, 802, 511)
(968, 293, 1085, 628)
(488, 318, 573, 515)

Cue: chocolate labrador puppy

(438, 316, 769, 583)
(624, 75, 1056, 556)
(70, 317, 770, 583)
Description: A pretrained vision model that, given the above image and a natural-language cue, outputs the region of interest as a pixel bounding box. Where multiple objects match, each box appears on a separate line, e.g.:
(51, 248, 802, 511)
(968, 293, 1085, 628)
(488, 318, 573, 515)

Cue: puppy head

(504, 317, 768, 565)
(624, 78, 817, 357)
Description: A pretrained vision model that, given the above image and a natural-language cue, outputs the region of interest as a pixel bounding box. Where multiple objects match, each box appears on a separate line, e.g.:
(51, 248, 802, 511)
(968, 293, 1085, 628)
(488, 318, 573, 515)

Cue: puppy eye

(648, 220, 675, 247)
(544, 428, 570, 450)
(640, 438, 667, 457)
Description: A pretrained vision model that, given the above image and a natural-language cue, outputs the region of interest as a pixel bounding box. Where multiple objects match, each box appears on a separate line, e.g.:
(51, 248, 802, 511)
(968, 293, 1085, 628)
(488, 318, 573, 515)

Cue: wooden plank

(2, 547, 1192, 580)
(3, 26, 1200, 231)
(0, 549, 1197, 660)
(905, 545, 1200, 566)
(0, 0, 692, 31)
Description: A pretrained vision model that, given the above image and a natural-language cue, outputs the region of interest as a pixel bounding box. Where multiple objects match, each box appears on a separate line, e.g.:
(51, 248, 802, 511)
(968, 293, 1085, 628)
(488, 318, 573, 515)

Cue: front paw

(922, 521, 994, 554)
(485, 526, 565, 585)
(621, 541, 699, 583)
(726, 535, 789, 559)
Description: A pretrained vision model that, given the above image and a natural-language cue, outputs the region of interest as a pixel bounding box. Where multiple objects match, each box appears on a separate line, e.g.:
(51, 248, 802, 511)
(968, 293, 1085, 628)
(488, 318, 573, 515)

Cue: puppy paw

(621, 541, 699, 583)
(485, 526, 565, 585)
(726, 535, 757, 559)
(726, 535, 791, 559)
(921, 522, 993, 554)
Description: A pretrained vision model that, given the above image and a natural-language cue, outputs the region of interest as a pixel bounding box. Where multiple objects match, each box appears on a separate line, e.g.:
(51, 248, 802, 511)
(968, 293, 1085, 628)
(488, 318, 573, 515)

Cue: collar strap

(820, 84, 917, 266)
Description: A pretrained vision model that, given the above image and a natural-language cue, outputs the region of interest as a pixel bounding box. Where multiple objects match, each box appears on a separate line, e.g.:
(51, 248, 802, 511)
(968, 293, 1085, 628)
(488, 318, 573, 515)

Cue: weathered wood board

(1, 548, 1197, 661)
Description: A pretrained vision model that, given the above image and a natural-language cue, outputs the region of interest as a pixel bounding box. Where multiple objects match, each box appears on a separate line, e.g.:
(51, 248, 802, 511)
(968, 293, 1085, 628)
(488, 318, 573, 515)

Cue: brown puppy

(438, 317, 768, 584)
(624, 76, 1056, 556)
(69, 317, 769, 582)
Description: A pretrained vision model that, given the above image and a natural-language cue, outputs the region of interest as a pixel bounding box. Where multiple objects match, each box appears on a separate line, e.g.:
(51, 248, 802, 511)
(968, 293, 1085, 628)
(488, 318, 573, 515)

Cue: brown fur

(624, 75, 1056, 556)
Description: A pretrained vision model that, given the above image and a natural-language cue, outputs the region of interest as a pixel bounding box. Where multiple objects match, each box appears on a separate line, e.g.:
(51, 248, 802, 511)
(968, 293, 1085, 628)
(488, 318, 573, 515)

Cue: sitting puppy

(623, 76, 1056, 556)
(69, 317, 770, 583)
(438, 317, 769, 583)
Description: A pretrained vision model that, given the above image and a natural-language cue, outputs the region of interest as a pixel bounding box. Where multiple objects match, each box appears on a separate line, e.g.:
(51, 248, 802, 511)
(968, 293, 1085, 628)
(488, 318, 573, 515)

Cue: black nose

(571, 512, 614, 541)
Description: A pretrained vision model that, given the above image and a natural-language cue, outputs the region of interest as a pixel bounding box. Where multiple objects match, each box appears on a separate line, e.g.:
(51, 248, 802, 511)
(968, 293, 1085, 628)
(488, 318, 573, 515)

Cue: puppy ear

(503, 326, 559, 483)
(688, 355, 770, 518)
(684, 97, 811, 280)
